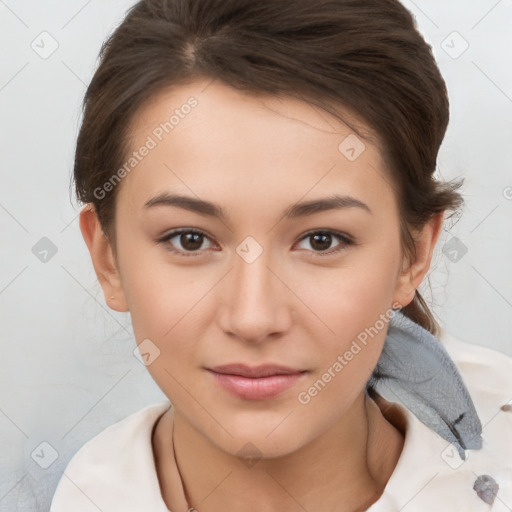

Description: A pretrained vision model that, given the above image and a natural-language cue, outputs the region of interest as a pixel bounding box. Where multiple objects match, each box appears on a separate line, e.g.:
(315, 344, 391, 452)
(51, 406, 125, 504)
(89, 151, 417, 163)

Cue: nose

(217, 246, 293, 344)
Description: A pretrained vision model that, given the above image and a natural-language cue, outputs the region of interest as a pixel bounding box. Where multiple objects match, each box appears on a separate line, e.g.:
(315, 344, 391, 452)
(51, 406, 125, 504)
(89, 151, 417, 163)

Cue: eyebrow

(143, 192, 372, 220)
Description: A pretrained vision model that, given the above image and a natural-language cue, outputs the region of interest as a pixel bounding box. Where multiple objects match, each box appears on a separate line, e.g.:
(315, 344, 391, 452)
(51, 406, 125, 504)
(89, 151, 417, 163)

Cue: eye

(295, 230, 354, 255)
(157, 228, 355, 258)
(157, 228, 216, 257)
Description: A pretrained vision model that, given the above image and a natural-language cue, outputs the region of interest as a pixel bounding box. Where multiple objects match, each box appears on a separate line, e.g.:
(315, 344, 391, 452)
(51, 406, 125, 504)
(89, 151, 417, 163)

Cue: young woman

(50, 0, 512, 510)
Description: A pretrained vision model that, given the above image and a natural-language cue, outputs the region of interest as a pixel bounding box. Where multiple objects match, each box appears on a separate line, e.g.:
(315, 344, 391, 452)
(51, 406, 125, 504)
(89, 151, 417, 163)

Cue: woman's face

(84, 78, 434, 457)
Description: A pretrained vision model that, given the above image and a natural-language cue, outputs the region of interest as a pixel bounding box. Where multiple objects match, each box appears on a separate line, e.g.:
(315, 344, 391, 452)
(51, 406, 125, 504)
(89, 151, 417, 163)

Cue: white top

(50, 329, 512, 512)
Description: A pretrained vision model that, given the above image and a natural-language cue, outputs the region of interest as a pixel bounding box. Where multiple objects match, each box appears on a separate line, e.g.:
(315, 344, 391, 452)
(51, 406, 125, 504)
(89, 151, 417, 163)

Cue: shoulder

(371, 329, 512, 511)
(438, 328, 512, 429)
(438, 327, 512, 387)
(50, 401, 172, 512)
(440, 330, 512, 508)
(439, 328, 512, 444)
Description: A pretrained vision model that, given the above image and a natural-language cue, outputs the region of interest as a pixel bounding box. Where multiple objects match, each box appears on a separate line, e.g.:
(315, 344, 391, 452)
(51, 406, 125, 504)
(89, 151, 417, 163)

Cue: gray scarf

(366, 310, 483, 460)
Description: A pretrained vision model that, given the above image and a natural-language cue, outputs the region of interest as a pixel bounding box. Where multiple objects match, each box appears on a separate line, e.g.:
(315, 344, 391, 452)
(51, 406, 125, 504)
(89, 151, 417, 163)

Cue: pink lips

(207, 364, 308, 400)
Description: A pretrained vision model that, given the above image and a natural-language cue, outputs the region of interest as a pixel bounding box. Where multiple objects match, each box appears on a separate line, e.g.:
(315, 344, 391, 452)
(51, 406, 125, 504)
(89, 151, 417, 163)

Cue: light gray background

(1, 1, 511, 510)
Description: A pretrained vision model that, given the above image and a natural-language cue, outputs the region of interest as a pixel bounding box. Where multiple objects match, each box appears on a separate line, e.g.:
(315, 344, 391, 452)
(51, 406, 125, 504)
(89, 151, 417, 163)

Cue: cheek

(296, 241, 401, 385)
(119, 259, 208, 400)
(116, 247, 218, 396)
(295, 275, 396, 421)
(115, 221, 205, 337)
(123, 268, 207, 351)
(305, 242, 401, 334)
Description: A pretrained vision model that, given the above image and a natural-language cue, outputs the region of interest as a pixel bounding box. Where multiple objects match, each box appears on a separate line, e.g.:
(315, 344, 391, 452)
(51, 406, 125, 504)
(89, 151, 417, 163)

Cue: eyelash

(157, 228, 355, 258)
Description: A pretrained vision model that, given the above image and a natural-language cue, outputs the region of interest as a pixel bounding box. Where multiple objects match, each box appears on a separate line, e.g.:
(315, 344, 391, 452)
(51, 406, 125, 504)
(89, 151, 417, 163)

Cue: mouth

(206, 363, 309, 400)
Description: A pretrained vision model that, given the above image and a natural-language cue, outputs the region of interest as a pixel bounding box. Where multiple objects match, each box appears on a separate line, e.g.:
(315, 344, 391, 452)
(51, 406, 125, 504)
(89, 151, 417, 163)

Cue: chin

(221, 436, 305, 462)
(206, 416, 311, 460)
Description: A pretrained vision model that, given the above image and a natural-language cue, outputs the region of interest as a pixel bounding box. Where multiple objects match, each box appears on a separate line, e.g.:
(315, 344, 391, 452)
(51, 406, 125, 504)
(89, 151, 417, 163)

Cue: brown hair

(73, 0, 463, 336)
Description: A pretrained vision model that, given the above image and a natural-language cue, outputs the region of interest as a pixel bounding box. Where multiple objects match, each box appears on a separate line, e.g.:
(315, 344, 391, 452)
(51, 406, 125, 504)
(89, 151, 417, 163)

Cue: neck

(154, 392, 404, 512)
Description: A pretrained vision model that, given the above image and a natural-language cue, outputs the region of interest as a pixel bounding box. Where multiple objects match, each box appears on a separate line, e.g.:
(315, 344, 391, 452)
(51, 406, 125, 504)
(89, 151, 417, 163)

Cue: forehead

(118, 78, 396, 218)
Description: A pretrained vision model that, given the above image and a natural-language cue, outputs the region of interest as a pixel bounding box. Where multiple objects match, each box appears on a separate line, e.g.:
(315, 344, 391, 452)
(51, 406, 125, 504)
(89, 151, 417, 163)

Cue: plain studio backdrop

(1, 1, 511, 510)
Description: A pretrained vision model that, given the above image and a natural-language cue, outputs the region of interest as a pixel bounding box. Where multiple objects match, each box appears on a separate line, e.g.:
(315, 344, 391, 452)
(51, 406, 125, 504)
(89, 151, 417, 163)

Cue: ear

(392, 212, 444, 309)
(79, 204, 129, 312)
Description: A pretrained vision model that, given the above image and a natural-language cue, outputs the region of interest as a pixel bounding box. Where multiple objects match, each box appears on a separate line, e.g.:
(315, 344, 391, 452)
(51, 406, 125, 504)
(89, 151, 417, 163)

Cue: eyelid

(157, 228, 217, 257)
(295, 229, 355, 256)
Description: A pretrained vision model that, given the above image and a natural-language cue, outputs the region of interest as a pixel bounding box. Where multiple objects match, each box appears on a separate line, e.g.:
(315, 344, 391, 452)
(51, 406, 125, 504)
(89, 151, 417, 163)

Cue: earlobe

(392, 213, 444, 308)
(79, 204, 129, 312)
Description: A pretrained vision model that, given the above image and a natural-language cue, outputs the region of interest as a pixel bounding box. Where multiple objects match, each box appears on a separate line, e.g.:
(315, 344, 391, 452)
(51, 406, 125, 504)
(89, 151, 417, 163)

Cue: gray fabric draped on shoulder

(366, 310, 483, 460)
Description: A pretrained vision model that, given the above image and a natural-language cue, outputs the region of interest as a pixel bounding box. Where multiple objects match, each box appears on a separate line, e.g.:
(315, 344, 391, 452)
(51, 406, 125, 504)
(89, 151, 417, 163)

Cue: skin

(80, 78, 443, 512)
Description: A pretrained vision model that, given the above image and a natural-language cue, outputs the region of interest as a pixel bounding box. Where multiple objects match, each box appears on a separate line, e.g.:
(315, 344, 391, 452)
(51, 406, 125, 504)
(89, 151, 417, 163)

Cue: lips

(208, 363, 304, 378)
(206, 363, 308, 400)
